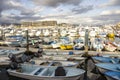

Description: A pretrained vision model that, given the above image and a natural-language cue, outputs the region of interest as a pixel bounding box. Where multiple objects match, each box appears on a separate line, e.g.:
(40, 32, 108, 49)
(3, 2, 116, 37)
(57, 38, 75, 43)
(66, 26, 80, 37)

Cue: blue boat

(104, 71, 120, 80)
(93, 56, 120, 63)
(95, 63, 120, 73)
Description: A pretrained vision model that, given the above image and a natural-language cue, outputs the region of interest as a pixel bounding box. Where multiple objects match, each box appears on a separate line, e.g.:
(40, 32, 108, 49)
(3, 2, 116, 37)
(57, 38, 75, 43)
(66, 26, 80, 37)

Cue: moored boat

(93, 56, 120, 63)
(7, 64, 85, 80)
(104, 71, 120, 80)
(29, 60, 79, 67)
(95, 63, 120, 73)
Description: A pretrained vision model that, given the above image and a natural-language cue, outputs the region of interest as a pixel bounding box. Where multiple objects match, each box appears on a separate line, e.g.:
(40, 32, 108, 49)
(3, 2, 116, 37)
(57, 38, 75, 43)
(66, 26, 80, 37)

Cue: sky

(0, 0, 120, 25)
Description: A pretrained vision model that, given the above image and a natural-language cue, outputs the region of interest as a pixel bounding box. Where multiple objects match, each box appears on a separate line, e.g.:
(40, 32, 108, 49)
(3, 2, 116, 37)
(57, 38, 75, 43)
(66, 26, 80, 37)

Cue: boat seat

(30, 67, 42, 75)
(37, 68, 49, 76)
(51, 69, 68, 77)
(51, 71, 55, 77)
(48, 62, 54, 66)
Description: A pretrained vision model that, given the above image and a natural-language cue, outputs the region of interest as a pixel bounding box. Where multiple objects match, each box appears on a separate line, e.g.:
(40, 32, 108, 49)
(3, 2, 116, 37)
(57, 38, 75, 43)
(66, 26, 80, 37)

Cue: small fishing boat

(29, 60, 79, 67)
(93, 56, 120, 63)
(42, 55, 85, 61)
(60, 44, 73, 50)
(104, 71, 120, 80)
(0, 56, 10, 65)
(104, 42, 117, 52)
(43, 49, 84, 55)
(0, 49, 25, 55)
(95, 63, 120, 73)
(7, 64, 85, 80)
(92, 38, 104, 51)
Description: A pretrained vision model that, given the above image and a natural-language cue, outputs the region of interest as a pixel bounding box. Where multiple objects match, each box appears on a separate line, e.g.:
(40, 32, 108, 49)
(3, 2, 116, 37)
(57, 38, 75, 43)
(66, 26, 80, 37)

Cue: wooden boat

(29, 60, 79, 67)
(43, 49, 84, 55)
(92, 56, 120, 63)
(0, 56, 10, 65)
(104, 71, 120, 80)
(7, 64, 85, 80)
(60, 44, 73, 50)
(0, 49, 25, 55)
(42, 55, 85, 61)
(104, 42, 117, 52)
(60, 44, 67, 50)
(5, 35, 27, 47)
(95, 63, 120, 73)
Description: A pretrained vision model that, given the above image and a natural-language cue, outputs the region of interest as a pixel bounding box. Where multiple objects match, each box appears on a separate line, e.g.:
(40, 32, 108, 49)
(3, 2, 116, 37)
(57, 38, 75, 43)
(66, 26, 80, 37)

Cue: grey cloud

(31, 0, 83, 7)
(92, 13, 120, 25)
(8, 15, 43, 22)
(0, 0, 24, 16)
(101, 0, 120, 7)
(0, 0, 40, 23)
(72, 5, 93, 14)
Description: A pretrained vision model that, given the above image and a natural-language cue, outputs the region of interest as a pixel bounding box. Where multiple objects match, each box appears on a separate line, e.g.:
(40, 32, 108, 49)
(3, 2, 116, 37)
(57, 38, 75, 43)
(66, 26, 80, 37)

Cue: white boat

(4, 35, 27, 47)
(30, 60, 79, 67)
(0, 56, 10, 65)
(41, 55, 85, 61)
(7, 64, 85, 80)
(35, 31, 41, 37)
(43, 49, 84, 55)
(104, 42, 117, 52)
(92, 38, 104, 51)
(43, 29, 51, 37)
(0, 49, 25, 55)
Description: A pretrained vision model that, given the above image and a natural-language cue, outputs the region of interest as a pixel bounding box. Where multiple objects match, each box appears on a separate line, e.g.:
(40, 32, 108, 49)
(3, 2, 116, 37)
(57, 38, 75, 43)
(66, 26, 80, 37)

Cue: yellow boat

(107, 33, 115, 41)
(107, 33, 115, 38)
(60, 45, 67, 50)
(60, 44, 73, 50)
(66, 45, 73, 50)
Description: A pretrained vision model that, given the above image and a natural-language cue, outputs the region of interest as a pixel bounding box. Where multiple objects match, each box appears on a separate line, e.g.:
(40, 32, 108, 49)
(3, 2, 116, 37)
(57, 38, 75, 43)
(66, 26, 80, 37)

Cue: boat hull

(104, 71, 120, 80)
(95, 63, 120, 73)
(8, 72, 84, 80)
(8, 65, 85, 80)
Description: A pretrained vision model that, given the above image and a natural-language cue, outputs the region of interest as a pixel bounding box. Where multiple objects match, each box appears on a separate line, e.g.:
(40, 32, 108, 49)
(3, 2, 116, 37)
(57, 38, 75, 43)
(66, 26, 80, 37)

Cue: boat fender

(55, 66, 66, 76)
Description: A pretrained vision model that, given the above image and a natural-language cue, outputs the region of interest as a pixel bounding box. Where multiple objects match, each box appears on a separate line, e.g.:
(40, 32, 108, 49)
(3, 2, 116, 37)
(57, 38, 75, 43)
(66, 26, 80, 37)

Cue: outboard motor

(15, 47, 19, 51)
(8, 53, 17, 62)
(34, 52, 40, 57)
(20, 54, 28, 62)
(34, 48, 43, 57)
(38, 48, 43, 53)
(9, 62, 18, 70)
(8, 53, 27, 63)
(55, 66, 66, 76)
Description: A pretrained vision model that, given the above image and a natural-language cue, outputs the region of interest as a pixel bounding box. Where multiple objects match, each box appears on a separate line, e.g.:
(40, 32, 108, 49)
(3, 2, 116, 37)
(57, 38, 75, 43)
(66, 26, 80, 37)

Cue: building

(21, 21, 57, 27)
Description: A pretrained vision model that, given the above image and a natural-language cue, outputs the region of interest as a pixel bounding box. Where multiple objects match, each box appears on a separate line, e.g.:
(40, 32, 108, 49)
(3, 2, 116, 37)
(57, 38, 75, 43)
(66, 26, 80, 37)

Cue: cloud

(0, 0, 44, 23)
(31, 0, 83, 7)
(0, 0, 23, 12)
(20, 6, 43, 16)
(72, 5, 93, 14)
(100, 10, 120, 16)
(100, 0, 120, 7)
(92, 10, 120, 24)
